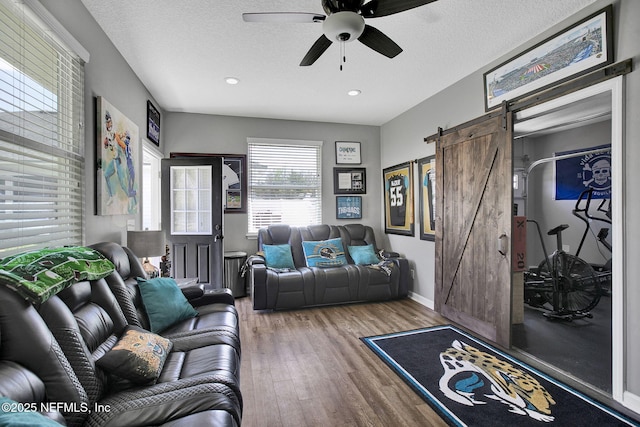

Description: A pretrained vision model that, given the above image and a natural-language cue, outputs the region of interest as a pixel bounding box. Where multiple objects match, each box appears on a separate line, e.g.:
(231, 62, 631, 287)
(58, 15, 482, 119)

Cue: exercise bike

(572, 188, 612, 294)
(523, 189, 609, 321)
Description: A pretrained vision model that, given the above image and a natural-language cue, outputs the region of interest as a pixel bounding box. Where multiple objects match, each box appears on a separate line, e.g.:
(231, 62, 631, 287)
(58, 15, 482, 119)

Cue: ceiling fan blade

(300, 35, 333, 66)
(242, 12, 325, 23)
(358, 25, 402, 58)
(360, 0, 437, 18)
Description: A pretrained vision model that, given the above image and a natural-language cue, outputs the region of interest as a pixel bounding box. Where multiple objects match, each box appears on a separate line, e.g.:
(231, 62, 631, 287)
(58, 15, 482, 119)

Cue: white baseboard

(409, 292, 434, 310)
(622, 390, 640, 416)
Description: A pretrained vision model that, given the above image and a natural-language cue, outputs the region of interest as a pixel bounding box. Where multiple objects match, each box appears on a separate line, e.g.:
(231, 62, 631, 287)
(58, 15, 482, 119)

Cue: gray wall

(41, 0, 165, 245)
(380, 71, 483, 306)
(380, 0, 640, 401)
(162, 113, 381, 256)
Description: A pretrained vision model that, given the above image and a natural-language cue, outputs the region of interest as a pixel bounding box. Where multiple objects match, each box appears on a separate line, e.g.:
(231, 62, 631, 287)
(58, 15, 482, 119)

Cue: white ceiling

(80, 0, 599, 126)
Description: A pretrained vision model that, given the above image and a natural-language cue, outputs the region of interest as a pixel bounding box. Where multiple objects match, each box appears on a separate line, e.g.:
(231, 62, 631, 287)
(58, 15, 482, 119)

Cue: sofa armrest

(386, 256, 411, 297)
(248, 262, 268, 310)
(190, 288, 235, 307)
(181, 285, 205, 300)
(380, 250, 400, 259)
(247, 254, 265, 265)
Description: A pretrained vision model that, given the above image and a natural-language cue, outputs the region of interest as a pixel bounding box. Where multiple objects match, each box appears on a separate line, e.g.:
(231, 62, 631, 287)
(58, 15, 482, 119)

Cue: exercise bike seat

(547, 224, 569, 235)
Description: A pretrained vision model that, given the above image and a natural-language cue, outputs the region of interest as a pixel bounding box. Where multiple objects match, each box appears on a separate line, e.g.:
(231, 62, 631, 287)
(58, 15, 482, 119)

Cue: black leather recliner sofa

(0, 242, 242, 426)
(248, 223, 411, 310)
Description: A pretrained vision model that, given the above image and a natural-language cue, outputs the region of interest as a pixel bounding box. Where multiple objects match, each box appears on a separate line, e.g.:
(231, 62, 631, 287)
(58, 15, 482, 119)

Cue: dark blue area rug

(362, 325, 639, 427)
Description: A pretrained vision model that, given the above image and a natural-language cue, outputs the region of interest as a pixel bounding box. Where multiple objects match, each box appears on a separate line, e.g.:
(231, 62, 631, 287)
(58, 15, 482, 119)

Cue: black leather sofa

(0, 242, 242, 426)
(248, 223, 411, 310)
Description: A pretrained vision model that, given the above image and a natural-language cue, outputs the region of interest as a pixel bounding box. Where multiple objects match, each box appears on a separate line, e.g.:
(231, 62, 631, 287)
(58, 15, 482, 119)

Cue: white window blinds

(247, 138, 322, 234)
(0, 0, 86, 257)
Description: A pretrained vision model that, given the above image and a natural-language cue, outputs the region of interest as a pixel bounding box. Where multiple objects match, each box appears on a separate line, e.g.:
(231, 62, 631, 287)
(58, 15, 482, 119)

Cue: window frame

(0, 0, 87, 257)
(247, 138, 323, 235)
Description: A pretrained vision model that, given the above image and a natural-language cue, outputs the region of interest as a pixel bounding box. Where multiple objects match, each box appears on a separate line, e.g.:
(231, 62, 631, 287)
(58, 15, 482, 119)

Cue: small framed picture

(336, 196, 362, 219)
(334, 167, 366, 194)
(146, 100, 160, 146)
(335, 141, 361, 164)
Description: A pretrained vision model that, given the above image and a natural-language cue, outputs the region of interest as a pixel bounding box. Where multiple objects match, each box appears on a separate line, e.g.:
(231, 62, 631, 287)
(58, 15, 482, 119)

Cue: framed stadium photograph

(483, 5, 612, 111)
(417, 156, 436, 241)
(383, 162, 414, 236)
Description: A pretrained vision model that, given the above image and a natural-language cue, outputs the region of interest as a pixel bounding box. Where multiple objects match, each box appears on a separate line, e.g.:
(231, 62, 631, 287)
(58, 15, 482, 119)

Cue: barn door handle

(497, 233, 508, 256)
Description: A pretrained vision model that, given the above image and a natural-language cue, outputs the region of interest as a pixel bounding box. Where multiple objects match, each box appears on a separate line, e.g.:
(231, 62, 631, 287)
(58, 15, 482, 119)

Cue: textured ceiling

(80, 0, 599, 126)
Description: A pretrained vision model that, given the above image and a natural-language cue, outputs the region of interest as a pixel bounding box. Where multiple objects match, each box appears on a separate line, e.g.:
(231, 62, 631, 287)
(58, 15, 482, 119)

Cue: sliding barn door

(435, 113, 513, 348)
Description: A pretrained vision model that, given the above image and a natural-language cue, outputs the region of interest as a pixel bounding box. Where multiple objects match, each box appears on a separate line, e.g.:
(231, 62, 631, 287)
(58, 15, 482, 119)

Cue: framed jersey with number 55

(383, 162, 414, 236)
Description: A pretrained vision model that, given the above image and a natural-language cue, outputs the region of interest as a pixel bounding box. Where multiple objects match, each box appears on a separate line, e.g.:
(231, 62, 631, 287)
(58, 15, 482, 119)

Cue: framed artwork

(336, 196, 362, 219)
(417, 156, 436, 241)
(146, 100, 161, 146)
(333, 167, 366, 194)
(383, 162, 414, 236)
(483, 5, 613, 111)
(222, 156, 246, 213)
(170, 153, 247, 213)
(96, 96, 139, 216)
(335, 141, 361, 164)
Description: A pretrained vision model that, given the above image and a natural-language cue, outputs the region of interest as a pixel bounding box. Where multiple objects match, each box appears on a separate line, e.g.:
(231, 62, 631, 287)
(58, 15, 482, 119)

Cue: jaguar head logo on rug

(439, 339, 556, 422)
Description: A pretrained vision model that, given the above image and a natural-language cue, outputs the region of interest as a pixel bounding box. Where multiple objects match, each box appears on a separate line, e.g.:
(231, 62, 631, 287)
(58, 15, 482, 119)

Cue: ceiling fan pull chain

(339, 41, 347, 71)
(344, 42, 347, 64)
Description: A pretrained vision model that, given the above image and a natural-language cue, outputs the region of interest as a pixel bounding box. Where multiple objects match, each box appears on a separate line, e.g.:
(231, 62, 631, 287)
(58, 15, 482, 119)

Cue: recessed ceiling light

(348, 89, 361, 96)
(225, 77, 240, 85)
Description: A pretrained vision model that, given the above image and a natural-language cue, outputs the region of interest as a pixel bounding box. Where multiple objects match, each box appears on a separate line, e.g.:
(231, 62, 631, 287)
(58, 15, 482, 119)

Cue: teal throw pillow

(137, 277, 198, 333)
(262, 244, 295, 269)
(0, 397, 62, 426)
(348, 244, 380, 265)
(0, 246, 115, 304)
(96, 325, 172, 384)
(301, 238, 347, 268)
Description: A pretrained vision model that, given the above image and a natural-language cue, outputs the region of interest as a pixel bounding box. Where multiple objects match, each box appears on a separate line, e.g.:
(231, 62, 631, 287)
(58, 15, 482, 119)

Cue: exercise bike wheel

(538, 252, 602, 314)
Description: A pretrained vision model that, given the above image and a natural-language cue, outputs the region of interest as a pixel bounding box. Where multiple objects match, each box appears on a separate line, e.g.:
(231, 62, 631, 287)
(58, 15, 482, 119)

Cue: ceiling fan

(243, 0, 438, 67)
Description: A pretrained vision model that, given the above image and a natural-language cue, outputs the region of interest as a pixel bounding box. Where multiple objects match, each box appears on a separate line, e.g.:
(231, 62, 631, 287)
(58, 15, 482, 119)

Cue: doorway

(161, 157, 225, 286)
(510, 77, 623, 398)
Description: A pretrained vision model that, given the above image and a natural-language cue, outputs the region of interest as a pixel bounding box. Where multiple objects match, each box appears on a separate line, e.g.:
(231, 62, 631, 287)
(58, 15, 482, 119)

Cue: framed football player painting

(96, 96, 140, 216)
(383, 162, 414, 236)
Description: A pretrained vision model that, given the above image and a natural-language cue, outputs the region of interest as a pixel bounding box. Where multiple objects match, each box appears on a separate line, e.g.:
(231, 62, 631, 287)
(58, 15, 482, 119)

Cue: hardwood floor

(237, 296, 450, 427)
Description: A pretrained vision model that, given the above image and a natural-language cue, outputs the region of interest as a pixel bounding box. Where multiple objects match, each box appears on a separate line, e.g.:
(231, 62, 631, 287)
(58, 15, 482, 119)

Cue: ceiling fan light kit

(323, 12, 365, 42)
(243, 0, 437, 66)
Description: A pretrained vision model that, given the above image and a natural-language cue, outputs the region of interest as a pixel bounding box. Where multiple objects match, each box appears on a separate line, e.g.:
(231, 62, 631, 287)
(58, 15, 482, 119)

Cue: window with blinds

(247, 138, 322, 234)
(0, 0, 86, 257)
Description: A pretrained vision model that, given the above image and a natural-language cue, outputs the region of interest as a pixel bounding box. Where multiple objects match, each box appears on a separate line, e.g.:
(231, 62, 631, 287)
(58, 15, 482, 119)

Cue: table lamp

(127, 230, 165, 278)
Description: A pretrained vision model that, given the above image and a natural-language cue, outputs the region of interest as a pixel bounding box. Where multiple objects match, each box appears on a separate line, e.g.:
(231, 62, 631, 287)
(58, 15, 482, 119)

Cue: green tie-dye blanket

(0, 246, 115, 304)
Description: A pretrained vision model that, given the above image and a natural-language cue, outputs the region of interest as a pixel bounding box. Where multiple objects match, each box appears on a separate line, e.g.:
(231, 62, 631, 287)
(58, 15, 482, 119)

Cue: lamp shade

(127, 230, 165, 258)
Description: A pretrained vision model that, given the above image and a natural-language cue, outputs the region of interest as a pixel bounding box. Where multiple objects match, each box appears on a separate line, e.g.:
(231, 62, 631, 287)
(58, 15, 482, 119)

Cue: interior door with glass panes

(161, 157, 223, 287)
